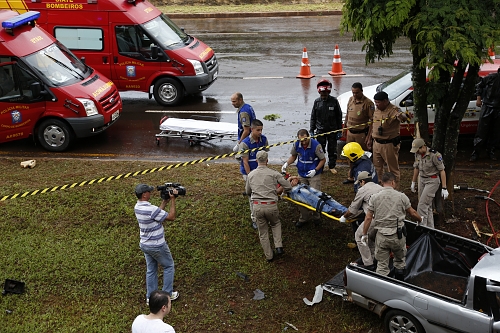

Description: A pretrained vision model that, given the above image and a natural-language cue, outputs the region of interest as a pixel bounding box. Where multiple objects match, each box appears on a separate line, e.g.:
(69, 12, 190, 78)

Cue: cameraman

(134, 184, 179, 305)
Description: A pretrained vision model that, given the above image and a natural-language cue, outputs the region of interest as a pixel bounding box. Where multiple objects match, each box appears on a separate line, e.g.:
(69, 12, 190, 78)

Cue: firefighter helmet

(317, 79, 332, 93)
(341, 142, 365, 162)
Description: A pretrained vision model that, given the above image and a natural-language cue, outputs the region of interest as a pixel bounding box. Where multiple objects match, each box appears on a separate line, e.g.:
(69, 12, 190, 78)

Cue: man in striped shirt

(134, 183, 179, 304)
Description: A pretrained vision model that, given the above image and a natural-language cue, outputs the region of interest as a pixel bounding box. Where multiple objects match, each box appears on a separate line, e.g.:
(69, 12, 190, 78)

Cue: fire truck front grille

(99, 89, 121, 113)
(205, 54, 217, 72)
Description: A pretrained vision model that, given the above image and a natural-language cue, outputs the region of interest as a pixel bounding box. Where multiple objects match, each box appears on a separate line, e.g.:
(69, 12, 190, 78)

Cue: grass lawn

(1, 156, 499, 332)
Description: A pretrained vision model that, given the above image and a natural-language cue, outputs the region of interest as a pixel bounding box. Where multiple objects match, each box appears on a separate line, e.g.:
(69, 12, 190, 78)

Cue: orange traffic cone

(329, 44, 346, 76)
(297, 47, 315, 79)
(489, 47, 496, 60)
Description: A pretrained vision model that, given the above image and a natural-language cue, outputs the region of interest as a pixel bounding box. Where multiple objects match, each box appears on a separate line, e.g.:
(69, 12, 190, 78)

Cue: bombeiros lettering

(92, 81, 114, 98)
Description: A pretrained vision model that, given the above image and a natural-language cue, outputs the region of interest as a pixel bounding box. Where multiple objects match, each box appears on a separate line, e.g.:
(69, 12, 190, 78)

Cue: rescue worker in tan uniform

(343, 82, 375, 183)
(369, 91, 408, 189)
(362, 172, 422, 279)
(410, 138, 449, 229)
(246, 151, 292, 262)
(339, 171, 383, 270)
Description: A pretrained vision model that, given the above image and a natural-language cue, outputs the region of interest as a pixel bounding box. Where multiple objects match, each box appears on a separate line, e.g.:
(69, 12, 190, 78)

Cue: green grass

(1, 156, 498, 332)
(155, 1, 343, 14)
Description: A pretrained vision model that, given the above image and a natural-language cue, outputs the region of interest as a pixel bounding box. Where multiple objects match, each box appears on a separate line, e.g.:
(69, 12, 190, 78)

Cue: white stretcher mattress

(159, 117, 237, 136)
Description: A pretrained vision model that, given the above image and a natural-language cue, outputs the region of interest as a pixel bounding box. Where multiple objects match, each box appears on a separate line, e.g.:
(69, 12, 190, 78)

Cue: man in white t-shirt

(132, 290, 175, 333)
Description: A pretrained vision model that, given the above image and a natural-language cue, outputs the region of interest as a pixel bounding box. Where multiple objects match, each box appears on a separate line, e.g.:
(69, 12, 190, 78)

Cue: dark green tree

(341, 0, 500, 192)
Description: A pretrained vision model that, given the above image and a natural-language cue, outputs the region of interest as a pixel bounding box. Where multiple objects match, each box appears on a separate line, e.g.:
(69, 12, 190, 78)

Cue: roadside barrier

(0, 113, 409, 201)
(296, 47, 315, 79)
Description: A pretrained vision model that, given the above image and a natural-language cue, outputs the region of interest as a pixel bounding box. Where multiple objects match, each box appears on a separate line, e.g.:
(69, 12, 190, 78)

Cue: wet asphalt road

(0, 15, 491, 168)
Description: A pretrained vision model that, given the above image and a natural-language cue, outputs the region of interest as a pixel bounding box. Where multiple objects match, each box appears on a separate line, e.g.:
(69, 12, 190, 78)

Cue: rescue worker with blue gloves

(282, 129, 326, 227)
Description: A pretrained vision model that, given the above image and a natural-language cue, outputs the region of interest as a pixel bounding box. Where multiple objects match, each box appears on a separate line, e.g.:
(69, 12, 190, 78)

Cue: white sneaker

(170, 291, 179, 301)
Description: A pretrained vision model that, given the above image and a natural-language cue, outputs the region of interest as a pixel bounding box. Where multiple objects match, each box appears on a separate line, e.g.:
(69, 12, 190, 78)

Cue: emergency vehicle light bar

(1, 11, 40, 29)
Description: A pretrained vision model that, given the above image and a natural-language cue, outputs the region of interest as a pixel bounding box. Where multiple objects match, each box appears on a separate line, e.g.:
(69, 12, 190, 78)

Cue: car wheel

(153, 78, 183, 106)
(37, 119, 74, 152)
(384, 309, 425, 333)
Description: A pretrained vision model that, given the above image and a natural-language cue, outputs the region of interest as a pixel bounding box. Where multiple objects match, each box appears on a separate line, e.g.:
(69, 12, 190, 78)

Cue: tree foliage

(341, 0, 500, 194)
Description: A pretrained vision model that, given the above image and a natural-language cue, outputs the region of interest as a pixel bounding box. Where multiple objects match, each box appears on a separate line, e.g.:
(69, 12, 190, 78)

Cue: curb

(166, 10, 342, 19)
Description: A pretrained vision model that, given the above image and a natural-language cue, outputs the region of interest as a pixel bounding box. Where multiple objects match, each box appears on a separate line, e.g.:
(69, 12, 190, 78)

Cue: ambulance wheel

(153, 78, 183, 106)
(384, 309, 425, 333)
(37, 119, 74, 152)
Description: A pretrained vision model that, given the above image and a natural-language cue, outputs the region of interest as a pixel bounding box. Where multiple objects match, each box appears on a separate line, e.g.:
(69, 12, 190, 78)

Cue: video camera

(156, 182, 186, 200)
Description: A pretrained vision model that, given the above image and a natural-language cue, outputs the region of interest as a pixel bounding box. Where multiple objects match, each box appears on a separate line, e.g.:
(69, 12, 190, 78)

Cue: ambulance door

(49, 11, 113, 80)
(0, 61, 46, 143)
(52, 26, 112, 80)
(110, 23, 162, 91)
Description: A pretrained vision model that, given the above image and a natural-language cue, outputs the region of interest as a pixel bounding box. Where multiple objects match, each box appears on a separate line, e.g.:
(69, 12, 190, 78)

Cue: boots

(394, 268, 406, 281)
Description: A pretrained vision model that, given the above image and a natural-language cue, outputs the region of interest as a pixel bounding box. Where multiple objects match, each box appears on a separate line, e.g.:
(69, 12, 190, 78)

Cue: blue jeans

(140, 242, 175, 299)
(289, 184, 347, 215)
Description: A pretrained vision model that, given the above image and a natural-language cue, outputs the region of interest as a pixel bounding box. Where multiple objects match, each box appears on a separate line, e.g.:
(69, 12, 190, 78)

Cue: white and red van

(3, 0, 219, 106)
(337, 59, 500, 136)
(0, 10, 122, 151)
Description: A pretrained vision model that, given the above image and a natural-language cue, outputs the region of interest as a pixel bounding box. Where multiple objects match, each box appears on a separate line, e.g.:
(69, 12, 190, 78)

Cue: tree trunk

(410, 35, 429, 140)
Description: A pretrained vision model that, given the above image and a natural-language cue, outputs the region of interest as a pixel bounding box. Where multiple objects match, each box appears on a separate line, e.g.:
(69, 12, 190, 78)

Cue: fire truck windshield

(23, 41, 90, 86)
(141, 14, 189, 49)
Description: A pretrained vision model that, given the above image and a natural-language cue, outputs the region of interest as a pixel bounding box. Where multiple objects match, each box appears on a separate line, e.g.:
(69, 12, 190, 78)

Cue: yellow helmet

(342, 142, 365, 162)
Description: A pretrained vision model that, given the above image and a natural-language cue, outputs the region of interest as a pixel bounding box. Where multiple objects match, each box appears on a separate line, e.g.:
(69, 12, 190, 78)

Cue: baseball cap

(373, 91, 389, 101)
(135, 183, 154, 195)
(410, 138, 425, 153)
(354, 171, 372, 185)
(256, 150, 268, 162)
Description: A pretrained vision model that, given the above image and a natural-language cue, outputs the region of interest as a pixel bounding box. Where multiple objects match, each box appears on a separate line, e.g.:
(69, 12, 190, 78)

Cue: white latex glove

(442, 188, 449, 200)
(281, 162, 288, 174)
(360, 235, 368, 246)
(339, 216, 346, 223)
(306, 169, 316, 178)
(233, 144, 239, 152)
(411, 181, 416, 193)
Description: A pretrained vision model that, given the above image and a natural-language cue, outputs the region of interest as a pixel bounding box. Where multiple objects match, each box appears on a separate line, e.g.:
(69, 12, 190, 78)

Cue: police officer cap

(373, 91, 389, 101)
(354, 171, 372, 185)
(135, 183, 154, 195)
(256, 150, 268, 162)
(410, 138, 426, 153)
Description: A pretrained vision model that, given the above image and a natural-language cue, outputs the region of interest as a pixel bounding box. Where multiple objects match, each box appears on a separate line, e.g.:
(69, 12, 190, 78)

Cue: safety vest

(237, 104, 256, 140)
(240, 134, 268, 175)
(295, 139, 323, 178)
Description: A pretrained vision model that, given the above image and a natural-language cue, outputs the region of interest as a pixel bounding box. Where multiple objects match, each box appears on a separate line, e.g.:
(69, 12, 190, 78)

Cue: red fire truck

(0, 10, 122, 151)
(3, 0, 219, 106)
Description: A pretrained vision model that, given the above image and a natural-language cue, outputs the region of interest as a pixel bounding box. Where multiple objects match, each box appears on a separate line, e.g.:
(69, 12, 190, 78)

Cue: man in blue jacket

(239, 119, 269, 229)
(282, 129, 326, 227)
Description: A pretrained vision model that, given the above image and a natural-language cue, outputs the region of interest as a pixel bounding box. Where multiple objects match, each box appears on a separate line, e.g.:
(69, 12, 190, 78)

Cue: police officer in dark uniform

(310, 79, 343, 174)
(470, 68, 500, 161)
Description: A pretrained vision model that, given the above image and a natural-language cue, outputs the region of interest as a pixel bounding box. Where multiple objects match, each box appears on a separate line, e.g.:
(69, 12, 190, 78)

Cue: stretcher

(156, 116, 238, 146)
(283, 195, 355, 223)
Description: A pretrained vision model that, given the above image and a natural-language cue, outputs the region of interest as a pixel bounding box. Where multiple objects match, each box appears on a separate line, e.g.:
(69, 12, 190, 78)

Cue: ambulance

(2, 0, 219, 106)
(0, 10, 122, 151)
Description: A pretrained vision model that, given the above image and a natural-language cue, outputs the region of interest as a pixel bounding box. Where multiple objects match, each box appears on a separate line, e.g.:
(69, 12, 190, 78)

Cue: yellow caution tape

(283, 196, 356, 223)
(1, 115, 399, 201)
